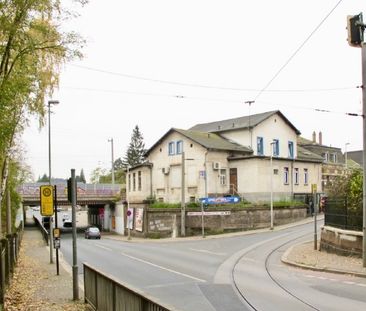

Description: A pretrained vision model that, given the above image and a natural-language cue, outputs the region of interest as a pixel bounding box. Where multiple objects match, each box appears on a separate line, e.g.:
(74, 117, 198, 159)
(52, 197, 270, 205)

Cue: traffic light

(347, 13, 364, 47)
(67, 178, 72, 202)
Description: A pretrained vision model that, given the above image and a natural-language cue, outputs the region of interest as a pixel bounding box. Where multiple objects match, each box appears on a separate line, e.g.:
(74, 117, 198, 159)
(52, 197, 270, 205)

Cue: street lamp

(47, 99, 59, 265)
(48, 100, 59, 184)
(270, 140, 276, 230)
(345, 142, 350, 169)
(108, 138, 115, 186)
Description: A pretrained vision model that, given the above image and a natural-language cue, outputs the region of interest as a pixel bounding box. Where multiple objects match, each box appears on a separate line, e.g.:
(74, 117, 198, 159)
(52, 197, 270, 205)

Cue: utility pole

(181, 152, 186, 236)
(108, 138, 115, 186)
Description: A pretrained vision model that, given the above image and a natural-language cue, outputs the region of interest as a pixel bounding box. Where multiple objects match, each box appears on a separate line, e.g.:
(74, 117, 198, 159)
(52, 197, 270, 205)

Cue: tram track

(231, 229, 320, 311)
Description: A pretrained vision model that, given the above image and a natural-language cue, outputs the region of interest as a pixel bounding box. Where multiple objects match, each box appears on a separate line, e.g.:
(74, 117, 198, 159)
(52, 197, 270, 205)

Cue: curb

(281, 244, 366, 279)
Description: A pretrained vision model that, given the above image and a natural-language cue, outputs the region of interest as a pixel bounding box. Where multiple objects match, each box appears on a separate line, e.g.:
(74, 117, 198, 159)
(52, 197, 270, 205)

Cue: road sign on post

(40, 185, 54, 216)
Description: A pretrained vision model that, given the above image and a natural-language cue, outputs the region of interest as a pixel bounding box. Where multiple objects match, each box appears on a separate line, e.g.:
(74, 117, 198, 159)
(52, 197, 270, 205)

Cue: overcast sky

(22, 0, 366, 182)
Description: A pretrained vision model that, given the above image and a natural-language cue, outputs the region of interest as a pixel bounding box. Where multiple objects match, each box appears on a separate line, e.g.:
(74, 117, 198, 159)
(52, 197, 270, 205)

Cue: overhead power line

(251, 0, 345, 102)
(68, 64, 356, 94)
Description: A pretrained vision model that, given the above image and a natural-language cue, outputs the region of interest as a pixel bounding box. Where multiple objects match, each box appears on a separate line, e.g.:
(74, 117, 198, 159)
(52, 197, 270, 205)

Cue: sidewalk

(282, 240, 366, 278)
(4, 227, 88, 311)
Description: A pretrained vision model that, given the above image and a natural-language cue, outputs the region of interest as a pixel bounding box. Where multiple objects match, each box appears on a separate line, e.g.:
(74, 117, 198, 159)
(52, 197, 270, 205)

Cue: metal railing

(324, 198, 362, 231)
(84, 263, 176, 311)
(0, 223, 23, 305)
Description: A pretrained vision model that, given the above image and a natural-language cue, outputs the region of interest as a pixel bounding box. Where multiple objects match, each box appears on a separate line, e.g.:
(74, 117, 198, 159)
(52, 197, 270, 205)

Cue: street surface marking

(120, 251, 206, 283)
(95, 244, 112, 251)
(189, 248, 227, 256)
(304, 274, 365, 287)
(146, 281, 190, 288)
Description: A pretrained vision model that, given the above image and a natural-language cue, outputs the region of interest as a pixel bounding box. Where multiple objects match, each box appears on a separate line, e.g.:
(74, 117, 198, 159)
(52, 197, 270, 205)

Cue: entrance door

(229, 168, 238, 194)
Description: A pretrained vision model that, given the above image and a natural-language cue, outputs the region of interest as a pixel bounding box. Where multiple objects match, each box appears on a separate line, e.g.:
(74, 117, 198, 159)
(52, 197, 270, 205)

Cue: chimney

(312, 131, 316, 143)
(319, 131, 322, 145)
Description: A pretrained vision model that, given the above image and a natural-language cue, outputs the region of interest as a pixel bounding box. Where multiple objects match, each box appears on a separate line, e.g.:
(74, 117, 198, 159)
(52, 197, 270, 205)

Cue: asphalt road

(59, 221, 366, 311)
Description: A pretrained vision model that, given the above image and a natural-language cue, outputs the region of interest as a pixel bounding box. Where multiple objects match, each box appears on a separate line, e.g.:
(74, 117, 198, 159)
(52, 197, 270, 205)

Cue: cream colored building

(127, 111, 323, 204)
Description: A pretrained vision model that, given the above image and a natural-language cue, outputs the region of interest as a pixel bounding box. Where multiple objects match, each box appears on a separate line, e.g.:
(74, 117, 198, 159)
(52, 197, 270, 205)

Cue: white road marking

(343, 281, 356, 285)
(146, 281, 190, 289)
(120, 252, 206, 283)
(356, 283, 366, 287)
(95, 244, 112, 251)
(189, 248, 227, 256)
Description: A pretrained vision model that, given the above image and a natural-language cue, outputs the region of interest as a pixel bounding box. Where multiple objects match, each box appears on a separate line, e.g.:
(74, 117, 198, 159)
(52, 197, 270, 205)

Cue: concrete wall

(320, 226, 363, 257)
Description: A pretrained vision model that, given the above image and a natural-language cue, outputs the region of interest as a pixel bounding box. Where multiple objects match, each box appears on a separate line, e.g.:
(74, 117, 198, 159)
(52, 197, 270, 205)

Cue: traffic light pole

(71, 169, 79, 300)
(362, 43, 366, 267)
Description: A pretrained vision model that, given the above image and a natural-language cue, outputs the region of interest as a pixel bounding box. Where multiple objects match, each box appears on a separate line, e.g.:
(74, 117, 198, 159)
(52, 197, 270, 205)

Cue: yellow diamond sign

(40, 185, 54, 216)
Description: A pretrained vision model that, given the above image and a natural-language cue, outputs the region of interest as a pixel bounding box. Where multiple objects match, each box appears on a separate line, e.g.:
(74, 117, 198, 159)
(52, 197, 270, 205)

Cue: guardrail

(0, 222, 23, 306)
(84, 263, 176, 311)
(33, 216, 49, 244)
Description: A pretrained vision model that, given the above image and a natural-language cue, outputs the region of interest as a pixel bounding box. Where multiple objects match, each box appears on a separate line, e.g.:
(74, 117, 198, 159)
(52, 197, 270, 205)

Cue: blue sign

(200, 196, 240, 205)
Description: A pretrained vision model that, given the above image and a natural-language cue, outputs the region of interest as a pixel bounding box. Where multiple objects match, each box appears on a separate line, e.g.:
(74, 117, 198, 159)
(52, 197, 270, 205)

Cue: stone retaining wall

(127, 206, 307, 238)
(320, 226, 363, 257)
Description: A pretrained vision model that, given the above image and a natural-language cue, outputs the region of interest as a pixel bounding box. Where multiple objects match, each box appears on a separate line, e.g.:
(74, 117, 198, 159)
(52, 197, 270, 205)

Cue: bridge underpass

(19, 182, 124, 232)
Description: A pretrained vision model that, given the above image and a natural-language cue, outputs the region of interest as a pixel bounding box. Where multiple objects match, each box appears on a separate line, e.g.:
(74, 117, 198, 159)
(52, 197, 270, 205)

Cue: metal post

(54, 186, 59, 275)
(314, 190, 318, 250)
(48, 100, 58, 264)
(181, 152, 186, 236)
(71, 169, 79, 300)
(108, 138, 115, 186)
(126, 166, 131, 240)
(201, 201, 205, 238)
(362, 43, 366, 267)
(345, 142, 350, 169)
(270, 142, 275, 230)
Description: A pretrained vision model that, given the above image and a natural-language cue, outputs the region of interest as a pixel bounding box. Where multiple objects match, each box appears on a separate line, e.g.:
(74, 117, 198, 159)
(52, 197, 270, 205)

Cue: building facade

(127, 111, 323, 204)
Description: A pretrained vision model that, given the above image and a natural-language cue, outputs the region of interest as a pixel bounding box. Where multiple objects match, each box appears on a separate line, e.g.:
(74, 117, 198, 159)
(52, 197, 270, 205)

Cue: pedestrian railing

(84, 263, 176, 311)
(33, 216, 49, 244)
(324, 198, 362, 231)
(0, 222, 24, 305)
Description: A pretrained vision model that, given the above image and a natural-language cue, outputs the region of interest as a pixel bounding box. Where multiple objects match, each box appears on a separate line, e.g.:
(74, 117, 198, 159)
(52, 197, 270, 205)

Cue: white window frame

(284, 167, 289, 185)
(257, 137, 264, 155)
(168, 141, 175, 155)
(176, 140, 183, 154)
(304, 168, 308, 185)
(294, 168, 299, 185)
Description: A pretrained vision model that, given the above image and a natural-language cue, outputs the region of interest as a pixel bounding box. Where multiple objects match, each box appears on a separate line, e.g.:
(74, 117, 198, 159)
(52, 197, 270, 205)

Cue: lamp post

(345, 142, 350, 169)
(270, 141, 276, 230)
(108, 138, 115, 186)
(48, 100, 59, 264)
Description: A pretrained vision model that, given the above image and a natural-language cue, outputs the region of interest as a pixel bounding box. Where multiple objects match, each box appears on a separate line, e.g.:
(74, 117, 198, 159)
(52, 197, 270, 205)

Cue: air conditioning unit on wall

(162, 167, 170, 174)
(212, 162, 220, 170)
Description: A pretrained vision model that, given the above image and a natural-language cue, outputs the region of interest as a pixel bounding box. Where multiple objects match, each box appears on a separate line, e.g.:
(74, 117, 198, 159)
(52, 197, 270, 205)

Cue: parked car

(85, 226, 101, 239)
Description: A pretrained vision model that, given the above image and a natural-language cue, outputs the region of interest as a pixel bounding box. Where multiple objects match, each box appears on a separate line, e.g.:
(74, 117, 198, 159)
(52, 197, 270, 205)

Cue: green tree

(0, 0, 86, 223)
(90, 166, 107, 184)
(122, 125, 146, 168)
(37, 173, 49, 182)
(79, 168, 86, 183)
(327, 168, 363, 212)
